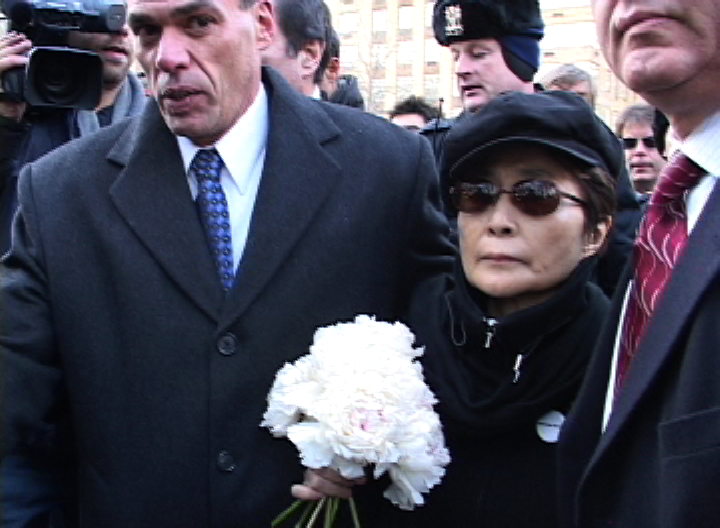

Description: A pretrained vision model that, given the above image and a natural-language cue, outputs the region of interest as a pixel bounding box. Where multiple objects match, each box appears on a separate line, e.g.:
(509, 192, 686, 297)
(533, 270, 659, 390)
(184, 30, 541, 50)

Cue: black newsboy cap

(442, 90, 625, 185)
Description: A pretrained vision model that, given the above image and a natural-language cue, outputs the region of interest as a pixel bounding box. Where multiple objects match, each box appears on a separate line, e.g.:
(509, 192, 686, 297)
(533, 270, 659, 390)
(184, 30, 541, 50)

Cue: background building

(1, 0, 643, 126)
(326, 0, 644, 124)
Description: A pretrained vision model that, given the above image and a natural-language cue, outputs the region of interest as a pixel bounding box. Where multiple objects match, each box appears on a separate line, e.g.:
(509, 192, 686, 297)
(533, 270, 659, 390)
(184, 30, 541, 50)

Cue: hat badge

(445, 4, 464, 37)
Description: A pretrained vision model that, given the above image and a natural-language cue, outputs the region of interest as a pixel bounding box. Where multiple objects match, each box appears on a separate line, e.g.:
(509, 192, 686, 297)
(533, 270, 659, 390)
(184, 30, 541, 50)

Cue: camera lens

(29, 48, 85, 106)
(40, 63, 78, 100)
(25, 47, 103, 109)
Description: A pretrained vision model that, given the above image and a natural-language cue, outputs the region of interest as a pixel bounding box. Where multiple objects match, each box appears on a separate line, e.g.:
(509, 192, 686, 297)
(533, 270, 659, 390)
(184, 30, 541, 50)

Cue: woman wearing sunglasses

(289, 91, 621, 526)
(389, 90, 620, 527)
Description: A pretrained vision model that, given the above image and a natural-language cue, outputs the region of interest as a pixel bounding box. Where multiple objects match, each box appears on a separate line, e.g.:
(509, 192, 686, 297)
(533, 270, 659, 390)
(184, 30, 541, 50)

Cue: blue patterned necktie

(190, 148, 235, 292)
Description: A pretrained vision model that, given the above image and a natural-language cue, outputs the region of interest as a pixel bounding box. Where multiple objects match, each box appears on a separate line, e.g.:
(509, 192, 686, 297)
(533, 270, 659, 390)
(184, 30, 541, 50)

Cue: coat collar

(107, 68, 342, 323)
(219, 69, 341, 328)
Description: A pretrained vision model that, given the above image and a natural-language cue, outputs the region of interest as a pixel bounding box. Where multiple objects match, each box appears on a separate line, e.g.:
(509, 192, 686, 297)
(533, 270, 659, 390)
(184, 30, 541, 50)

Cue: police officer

(422, 0, 544, 166)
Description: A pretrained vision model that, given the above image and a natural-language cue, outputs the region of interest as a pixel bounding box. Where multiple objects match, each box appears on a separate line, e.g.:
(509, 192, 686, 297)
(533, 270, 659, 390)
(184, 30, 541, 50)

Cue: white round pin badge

(536, 410, 565, 443)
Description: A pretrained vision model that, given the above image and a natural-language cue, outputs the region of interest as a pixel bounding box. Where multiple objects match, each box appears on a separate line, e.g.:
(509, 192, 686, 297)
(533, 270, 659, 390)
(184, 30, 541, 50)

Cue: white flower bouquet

(261, 315, 450, 527)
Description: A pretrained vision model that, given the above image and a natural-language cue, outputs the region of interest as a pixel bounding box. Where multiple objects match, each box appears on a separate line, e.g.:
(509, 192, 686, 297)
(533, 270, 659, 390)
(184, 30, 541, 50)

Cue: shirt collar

(311, 85, 322, 100)
(680, 110, 720, 177)
(177, 84, 269, 195)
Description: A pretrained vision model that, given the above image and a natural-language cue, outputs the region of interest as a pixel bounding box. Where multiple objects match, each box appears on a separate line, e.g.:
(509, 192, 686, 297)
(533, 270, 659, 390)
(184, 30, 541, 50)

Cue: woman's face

(457, 145, 608, 317)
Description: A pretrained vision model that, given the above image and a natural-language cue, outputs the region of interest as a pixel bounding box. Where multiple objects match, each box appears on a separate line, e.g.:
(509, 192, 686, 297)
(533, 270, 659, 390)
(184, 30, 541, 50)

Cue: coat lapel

(585, 182, 720, 475)
(108, 101, 223, 320)
(220, 69, 341, 328)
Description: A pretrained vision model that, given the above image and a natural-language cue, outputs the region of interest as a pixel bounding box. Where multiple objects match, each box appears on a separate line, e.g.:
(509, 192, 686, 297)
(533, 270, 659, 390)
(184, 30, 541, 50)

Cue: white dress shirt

(602, 111, 720, 430)
(176, 85, 269, 273)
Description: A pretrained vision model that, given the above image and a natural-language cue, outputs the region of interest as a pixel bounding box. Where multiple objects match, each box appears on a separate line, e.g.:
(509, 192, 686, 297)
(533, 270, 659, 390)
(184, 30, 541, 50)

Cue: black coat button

(217, 450, 236, 472)
(217, 333, 237, 356)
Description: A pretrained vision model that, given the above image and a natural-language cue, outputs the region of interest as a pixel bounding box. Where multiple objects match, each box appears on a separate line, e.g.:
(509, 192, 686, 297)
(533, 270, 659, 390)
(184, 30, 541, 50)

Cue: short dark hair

(558, 155, 616, 243)
(274, 0, 332, 85)
(615, 103, 655, 136)
(389, 96, 442, 124)
(327, 28, 340, 60)
(540, 64, 596, 107)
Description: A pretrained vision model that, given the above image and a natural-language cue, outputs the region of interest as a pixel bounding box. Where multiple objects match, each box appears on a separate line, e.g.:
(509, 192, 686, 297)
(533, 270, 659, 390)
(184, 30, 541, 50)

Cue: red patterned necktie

(615, 153, 706, 394)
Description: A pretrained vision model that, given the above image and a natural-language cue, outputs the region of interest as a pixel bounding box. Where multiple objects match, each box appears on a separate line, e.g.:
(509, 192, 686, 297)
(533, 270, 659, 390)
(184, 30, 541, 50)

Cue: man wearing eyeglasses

(616, 104, 667, 195)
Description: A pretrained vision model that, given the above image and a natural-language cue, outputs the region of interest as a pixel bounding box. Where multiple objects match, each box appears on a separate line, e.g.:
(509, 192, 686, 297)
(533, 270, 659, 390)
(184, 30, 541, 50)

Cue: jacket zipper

(483, 317, 497, 348)
(510, 315, 573, 384)
(513, 354, 524, 383)
(484, 317, 522, 382)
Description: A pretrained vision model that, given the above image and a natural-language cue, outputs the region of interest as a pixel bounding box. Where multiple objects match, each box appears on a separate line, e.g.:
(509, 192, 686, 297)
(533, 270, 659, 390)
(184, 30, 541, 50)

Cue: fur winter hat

(433, 0, 544, 45)
(433, 0, 544, 81)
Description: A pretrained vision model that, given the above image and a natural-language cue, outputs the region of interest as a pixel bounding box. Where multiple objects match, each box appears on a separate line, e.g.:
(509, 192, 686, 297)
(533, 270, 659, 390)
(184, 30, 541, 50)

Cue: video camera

(1, 0, 126, 109)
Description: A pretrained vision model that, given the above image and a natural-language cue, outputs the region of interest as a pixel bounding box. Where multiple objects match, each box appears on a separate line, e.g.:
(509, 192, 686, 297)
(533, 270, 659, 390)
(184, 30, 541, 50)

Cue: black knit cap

(442, 90, 625, 186)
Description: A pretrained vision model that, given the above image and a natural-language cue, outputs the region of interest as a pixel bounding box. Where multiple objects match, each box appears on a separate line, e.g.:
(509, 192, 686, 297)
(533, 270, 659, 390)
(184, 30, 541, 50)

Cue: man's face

(67, 26, 135, 88)
(592, 0, 720, 110)
(549, 80, 593, 107)
(620, 121, 665, 193)
(390, 113, 427, 133)
(450, 38, 527, 113)
(260, 26, 304, 91)
(128, 0, 272, 146)
(319, 57, 339, 96)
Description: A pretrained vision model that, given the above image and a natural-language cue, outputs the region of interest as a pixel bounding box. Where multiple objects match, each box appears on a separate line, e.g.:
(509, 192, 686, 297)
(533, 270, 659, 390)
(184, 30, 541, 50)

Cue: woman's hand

(291, 468, 366, 500)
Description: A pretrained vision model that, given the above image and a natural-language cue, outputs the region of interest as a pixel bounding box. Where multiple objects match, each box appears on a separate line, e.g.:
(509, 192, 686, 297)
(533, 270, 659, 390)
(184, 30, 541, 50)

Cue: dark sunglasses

(622, 136, 656, 150)
(449, 179, 588, 216)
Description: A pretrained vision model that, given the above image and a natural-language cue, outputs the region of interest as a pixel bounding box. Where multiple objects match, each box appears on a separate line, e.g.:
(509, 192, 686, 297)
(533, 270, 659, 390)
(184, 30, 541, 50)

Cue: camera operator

(0, 25, 145, 528)
(0, 26, 146, 255)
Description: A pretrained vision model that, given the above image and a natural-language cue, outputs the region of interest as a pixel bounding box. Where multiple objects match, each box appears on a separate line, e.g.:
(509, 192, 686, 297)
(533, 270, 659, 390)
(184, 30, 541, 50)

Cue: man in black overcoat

(558, 0, 720, 526)
(0, 0, 453, 525)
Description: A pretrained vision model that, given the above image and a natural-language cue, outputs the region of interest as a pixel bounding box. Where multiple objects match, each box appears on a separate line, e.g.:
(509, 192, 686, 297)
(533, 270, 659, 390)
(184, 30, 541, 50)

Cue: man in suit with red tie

(558, 0, 720, 527)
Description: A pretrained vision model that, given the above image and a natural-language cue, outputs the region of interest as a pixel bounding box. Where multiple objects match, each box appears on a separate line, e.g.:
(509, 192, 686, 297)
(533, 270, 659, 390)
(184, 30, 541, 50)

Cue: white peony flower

(261, 315, 450, 510)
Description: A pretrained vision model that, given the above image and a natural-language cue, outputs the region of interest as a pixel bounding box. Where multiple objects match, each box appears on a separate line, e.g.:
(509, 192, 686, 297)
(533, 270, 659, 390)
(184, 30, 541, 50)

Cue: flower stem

(272, 500, 305, 527)
(330, 498, 339, 524)
(294, 501, 315, 528)
(348, 498, 361, 528)
(306, 498, 326, 527)
(323, 498, 336, 527)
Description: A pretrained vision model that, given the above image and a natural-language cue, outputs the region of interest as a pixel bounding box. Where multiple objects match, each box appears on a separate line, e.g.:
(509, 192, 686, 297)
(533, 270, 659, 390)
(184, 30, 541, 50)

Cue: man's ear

(582, 216, 612, 258)
(300, 40, 325, 78)
(255, 0, 275, 51)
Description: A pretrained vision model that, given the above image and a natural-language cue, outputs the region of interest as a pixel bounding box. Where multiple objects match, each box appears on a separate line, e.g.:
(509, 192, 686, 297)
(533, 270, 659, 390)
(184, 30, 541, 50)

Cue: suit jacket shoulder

(21, 113, 139, 193)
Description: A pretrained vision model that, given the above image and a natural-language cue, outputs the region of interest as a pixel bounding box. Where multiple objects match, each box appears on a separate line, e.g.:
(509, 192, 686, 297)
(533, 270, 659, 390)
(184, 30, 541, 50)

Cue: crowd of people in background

(1, 0, 719, 525)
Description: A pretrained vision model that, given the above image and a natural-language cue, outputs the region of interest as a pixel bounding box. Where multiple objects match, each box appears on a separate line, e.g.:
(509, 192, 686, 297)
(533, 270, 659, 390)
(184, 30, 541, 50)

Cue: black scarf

(420, 256, 608, 438)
